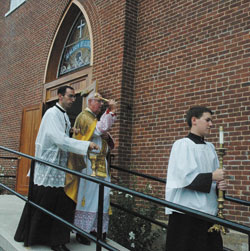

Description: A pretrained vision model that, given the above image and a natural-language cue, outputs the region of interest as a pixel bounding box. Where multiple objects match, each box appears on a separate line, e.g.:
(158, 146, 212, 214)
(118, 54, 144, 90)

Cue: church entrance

(16, 83, 92, 195)
(16, 1, 94, 195)
(16, 80, 93, 195)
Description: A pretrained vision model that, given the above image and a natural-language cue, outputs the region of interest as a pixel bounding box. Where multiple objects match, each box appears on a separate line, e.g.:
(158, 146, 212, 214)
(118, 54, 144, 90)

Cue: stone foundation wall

(223, 230, 248, 251)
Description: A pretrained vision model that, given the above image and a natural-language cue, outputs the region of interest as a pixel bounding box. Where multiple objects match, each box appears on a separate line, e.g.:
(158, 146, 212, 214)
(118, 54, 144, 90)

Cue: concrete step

(0, 195, 128, 251)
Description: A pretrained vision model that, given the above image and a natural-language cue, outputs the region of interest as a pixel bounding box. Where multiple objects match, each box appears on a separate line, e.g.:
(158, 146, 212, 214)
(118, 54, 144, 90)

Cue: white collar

(56, 102, 66, 112)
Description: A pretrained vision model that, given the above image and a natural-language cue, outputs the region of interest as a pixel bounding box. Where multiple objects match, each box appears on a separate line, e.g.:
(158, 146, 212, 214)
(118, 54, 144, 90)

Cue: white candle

(219, 126, 224, 145)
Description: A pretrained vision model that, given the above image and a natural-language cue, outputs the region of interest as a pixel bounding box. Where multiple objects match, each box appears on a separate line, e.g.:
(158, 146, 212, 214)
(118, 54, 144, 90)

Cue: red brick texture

(0, 0, 70, 191)
(0, 0, 249, 225)
(131, 0, 250, 225)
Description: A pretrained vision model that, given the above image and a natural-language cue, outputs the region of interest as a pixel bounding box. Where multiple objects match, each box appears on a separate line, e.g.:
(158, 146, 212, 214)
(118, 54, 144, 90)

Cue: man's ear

(191, 116, 197, 126)
(58, 93, 63, 100)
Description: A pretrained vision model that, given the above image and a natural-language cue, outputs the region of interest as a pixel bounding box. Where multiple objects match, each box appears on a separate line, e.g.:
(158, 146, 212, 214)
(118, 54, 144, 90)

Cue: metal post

(24, 159, 35, 245)
(96, 183, 104, 251)
(248, 234, 250, 251)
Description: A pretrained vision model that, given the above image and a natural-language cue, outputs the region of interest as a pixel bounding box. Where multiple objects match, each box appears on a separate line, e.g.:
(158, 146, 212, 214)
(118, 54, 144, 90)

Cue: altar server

(165, 106, 227, 251)
(14, 85, 98, 251)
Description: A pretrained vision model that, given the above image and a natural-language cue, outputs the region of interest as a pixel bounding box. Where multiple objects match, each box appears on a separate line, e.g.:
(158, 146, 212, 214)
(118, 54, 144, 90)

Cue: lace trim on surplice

(74, 210, 109, 233)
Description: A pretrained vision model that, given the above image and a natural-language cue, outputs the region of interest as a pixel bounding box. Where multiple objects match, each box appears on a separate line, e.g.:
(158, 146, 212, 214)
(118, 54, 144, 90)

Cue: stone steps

(0, 195, 128, 251)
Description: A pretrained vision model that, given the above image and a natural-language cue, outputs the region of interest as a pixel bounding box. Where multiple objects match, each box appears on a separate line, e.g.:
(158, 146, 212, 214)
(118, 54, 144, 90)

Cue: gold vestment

(64, 109, 108, 203)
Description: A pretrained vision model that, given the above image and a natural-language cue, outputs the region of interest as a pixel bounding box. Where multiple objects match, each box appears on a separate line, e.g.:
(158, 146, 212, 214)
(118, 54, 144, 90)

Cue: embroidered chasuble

(65, 109, 108, 203)
(71, 107, 116, 234)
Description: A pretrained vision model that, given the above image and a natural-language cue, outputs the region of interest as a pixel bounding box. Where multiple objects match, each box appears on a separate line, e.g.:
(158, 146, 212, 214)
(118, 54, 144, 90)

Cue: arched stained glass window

(59, 12, 91, 76)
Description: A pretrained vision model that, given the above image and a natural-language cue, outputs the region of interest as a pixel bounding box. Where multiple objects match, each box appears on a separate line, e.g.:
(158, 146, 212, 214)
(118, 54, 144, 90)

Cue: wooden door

(16, 104, 43, 195)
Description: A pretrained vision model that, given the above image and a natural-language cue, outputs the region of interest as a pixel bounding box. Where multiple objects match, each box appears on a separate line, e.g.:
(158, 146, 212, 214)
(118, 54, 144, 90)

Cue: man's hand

(70, 127, 80, 135)
(89, 142, 99, 150)
(108, 99, 117, 113)
(212, 169, 225, 181)
(217, 180, 227, 191)
(101, 132, 109, 140)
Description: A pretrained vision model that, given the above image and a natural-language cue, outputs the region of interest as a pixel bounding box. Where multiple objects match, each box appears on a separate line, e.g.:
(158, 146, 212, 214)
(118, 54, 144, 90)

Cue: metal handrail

(0, 146, 118, 251)
(110, 164, 250, 250)
(110, 201, 168, 229)
(0, 175, 16, 178)
(0, 156, 19, 160)
(110, 164, 166, 183)
(1, 146, 250, 250)
(111, 164, 250, 208)
(225, 195, 250, 207)
(0, 182, 116, 251)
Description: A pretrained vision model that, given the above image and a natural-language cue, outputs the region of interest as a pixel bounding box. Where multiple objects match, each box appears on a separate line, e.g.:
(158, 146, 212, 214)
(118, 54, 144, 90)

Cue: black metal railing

(0, 156, 19, 160)
(110, 164, 250, 250)
(0, 146, 119, 251)
(110, 164, 250, 208)
(0, 145, 250, 251)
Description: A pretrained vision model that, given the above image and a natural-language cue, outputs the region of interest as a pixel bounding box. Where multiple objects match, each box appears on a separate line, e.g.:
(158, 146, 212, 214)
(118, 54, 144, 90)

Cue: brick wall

(0, 0, 249, 225)
(80, 0, 138, 177)
(132, 0, 250, 225)
(0, 0, 70, 191)
(0, 159, 17, 194)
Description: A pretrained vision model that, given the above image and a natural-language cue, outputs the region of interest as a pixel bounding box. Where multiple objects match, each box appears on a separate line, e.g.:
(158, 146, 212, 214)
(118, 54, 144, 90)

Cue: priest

(14, 85, 98, 251)
(165, 106, 227, 251)
(65, 91, 117, 245)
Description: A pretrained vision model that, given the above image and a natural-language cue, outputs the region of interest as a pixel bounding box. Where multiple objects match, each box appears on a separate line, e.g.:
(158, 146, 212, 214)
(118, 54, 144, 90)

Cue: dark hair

(57, 85, 74, 96)
(186, 106, 213, 128)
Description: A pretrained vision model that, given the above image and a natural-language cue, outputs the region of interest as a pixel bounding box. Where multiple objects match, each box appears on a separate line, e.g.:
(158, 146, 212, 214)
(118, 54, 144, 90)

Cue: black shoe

(76, 233, 91, 245)
(103, 232, 107, 240)
(90, 231, 106, 240)
(51, 244, 70, 251)
(90, 231, 97, 237)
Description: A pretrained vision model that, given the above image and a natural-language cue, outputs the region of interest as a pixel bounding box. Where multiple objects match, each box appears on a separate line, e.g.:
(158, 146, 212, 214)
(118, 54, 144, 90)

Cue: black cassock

(14, 185, 75, 247)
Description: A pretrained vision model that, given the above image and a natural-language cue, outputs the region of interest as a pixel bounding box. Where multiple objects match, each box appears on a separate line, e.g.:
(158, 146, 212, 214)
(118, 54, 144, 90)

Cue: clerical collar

(55, 103, 66, 113)
(187, 133, 206, 144)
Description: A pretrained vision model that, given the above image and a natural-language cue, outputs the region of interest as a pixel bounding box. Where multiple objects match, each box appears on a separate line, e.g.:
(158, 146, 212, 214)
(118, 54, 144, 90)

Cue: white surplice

(74, 109, 116, 233)
(165, 138, 219, 215)
(34, 103, 90, 188)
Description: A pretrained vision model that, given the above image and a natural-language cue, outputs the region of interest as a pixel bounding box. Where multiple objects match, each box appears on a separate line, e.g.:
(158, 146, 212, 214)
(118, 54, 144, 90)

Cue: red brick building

(0, 0, 249, 226)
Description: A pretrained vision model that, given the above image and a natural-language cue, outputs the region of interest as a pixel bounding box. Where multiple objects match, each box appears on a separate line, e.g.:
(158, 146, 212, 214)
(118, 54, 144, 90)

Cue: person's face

(88, 96, 103, 115)
(59, 88, 76, 111)
(191, 112, 213, 137)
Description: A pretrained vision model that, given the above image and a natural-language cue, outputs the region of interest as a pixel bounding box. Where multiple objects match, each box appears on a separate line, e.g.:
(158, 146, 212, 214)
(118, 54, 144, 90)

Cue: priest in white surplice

(14, 86, 98, 251)
(165, 106, 227, 251)
(65, 92, 117, 245)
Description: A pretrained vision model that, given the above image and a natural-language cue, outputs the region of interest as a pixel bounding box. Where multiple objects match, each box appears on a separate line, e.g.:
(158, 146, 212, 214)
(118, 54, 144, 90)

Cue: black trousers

(14, 185, 75, 247)
(166, 212, 223, 251)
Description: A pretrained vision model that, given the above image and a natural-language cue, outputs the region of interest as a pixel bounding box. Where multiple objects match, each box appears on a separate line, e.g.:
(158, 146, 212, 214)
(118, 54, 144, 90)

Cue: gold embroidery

(89, 139, 108, 177)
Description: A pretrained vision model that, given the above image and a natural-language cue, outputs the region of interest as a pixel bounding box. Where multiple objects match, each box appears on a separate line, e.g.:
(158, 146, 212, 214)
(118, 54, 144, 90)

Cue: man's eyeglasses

(65, 94, 76, 99)
(93, 99, 103, 103)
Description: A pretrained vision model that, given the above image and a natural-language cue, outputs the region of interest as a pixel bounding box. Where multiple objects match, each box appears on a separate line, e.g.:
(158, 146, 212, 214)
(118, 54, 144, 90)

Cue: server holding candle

(165, 106, 227, 251)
